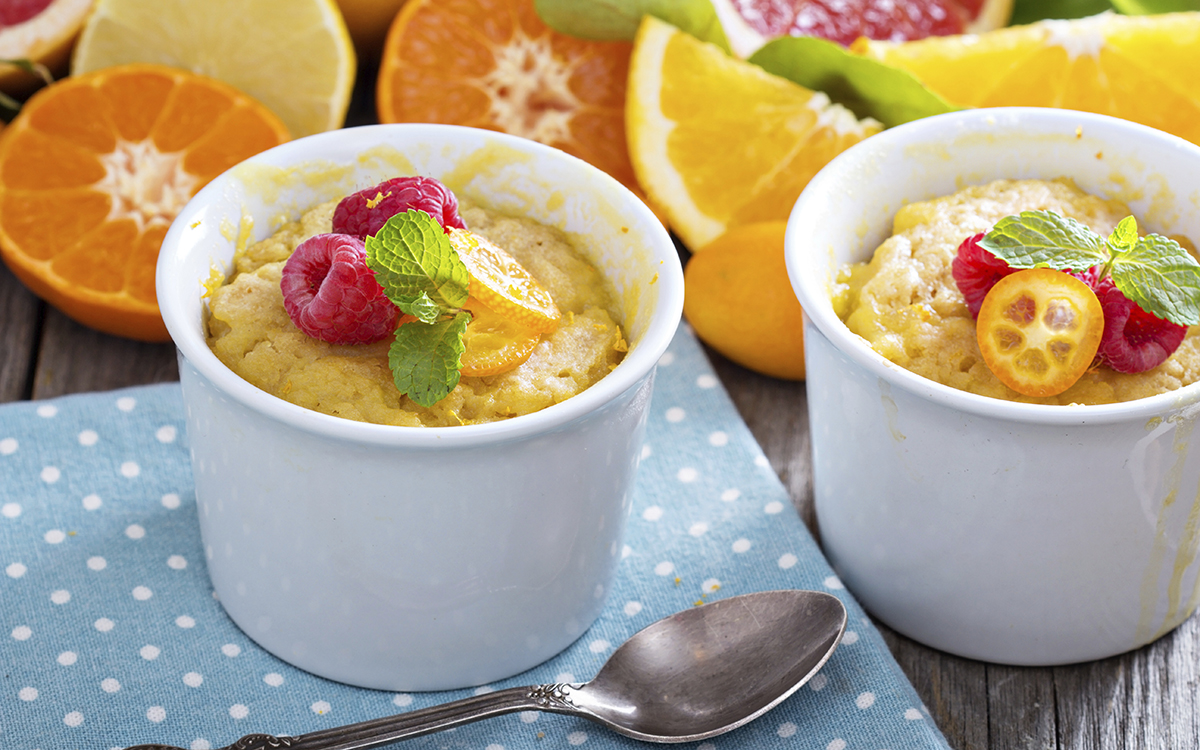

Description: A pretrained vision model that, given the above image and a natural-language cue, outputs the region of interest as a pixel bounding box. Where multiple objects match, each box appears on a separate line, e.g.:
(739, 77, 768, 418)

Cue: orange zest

(976, 268, 1104, 398)
(0, 63, 290, 341)
(448, 227, 561, 334)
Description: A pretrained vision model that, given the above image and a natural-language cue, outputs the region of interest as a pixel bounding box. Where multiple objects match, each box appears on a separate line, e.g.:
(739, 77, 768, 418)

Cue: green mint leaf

(979, 210, 1109, 271)
(535, 0, 731, 48)
(1110, 234, 1200, 325)
(365, 209, 469, 313)
(1109, 216, 1139, 253)
(387, 312, 470, 409)
(400, 292, 442, 325)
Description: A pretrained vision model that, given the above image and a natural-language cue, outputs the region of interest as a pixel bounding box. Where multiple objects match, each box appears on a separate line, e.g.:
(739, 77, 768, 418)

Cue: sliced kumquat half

(457, 297, 541, 377)
(448, 227, 561, 334)
(975, 268, 1104, 398)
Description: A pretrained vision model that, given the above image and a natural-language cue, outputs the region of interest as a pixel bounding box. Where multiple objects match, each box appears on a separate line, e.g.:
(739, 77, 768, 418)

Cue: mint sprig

(979, 209, 1200, 326)
(365, 210, 470, 408)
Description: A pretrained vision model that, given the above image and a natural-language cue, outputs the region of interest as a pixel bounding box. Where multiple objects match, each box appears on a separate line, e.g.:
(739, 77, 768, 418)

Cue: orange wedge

(0, 64, 290, 341)
(449, 227, 561, 334)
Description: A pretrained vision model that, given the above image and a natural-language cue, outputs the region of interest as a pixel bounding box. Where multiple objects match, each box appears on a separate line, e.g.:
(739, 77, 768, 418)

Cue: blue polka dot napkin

(0, 325, 950, 750)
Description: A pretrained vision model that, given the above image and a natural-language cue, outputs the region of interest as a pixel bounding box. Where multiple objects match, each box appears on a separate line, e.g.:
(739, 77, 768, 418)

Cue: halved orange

(376, 0, 647, 204)
(449, 226, 561, 334)
(0, 63, 290, 341)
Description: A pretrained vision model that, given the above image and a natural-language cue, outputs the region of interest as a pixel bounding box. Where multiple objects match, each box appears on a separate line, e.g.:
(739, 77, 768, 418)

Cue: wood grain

(0, 262, 40, 402)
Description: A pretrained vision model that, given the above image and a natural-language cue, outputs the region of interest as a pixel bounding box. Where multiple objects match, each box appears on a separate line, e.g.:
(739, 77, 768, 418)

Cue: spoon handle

(219, 683, 580, 750)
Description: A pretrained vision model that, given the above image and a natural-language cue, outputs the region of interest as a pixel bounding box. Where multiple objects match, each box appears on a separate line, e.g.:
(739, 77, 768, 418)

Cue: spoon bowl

(123, 590, 846, 750)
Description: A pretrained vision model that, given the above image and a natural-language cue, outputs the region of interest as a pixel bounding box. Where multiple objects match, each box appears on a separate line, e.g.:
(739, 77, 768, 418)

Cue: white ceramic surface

(786, 108, 1200, 666)
(157, 124, 683, 690)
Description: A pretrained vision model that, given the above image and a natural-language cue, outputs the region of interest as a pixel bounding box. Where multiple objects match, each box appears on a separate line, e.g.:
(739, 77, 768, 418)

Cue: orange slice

(0, 63, 290, 341)
(976, 268, 1104, 397)
(458, 297, 541, 377)
(448, 227, 561, 334)
(376, 0, 649, 206)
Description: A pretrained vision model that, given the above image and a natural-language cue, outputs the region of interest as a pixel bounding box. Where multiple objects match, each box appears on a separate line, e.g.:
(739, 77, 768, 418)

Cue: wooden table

(3, 73, 1197, 750)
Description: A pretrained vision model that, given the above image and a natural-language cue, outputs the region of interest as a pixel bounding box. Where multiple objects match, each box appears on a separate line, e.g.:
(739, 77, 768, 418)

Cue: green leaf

(1110, 234, 1200, 325)
(534, 0, 731, 48)
(1109, 0, 1200, 14)
(1010, 0, 1113, 24)
(400, 292, 442, 325)
(980, 210, 1109, 270)
(1108, 216, 1139, 253)
(388, 312, 471, 408)
(366, 209, 469, 313)
(748, 36, 958, 127)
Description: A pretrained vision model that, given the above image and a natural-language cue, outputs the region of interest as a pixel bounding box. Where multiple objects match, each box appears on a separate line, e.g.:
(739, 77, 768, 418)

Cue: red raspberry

(951, 232, 1016, 317)
(280, 233, 399, 345)
(332, 176, 467, 238)
(1092, 277, 1187, 374)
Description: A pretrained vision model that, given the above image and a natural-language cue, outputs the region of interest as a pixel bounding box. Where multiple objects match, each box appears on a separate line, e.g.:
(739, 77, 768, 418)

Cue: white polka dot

(764, 501, 785, 514)
(161, 493, 181, 509)
(708, 431, 728, 446)
(41, 466, 61, 483)
(905, 707, 923, 720)
(642, 506, 663, 521)
(519, 711, 539, 723)
(147, 706, 167, 722)
(842, 631, 859, 645)
(827, 740, 847, 750)
(777, 722, 797, 738)
(101, 678, 120, 693)
(50, 590, 71, 605)
(555, 672, 576, 683)
(311, 701, 331, 715)
(624, 601, 642, 616)
(78, 430, 99, 446)
(120, 461, 140, 478)
(654, 561, 675, 576)
(221, 644, 241, 657)
(94, 618, 114, 632)
(191, 741, 212, 750)
(696, 374, 718, 388)
(702, 578, 721, 593)
(2, 502, 20, 518)
(7, 562, 27, 578)
(44, 529, 66, 544)
(809, 674, 828, 692)
(640, 443, 652, 459)
(156, 425, 177, 443)
(588, 639, 610, 654)
(58, 651, 77, 666)
(677, 467, 698, 482)
(82, 494, 102, 511)
(731, 538, 751, 553)
(778, 553, 798, 569)
(658, 352, 675, 366)
(720, 489, 740, 502)
(167, 555, 187, 570)
(230, 704, 249, 720)
(116, 397, 136, 412)
(621, 545, 632, 558)
(12, 625, 32, 640)
(0, 437, 16, 454)
(36, 404, 57, 418)
(824, 575, 844, 590)
(486, 745, 503, 750)
(754, 455, 770, 468)
(688, 522, 708, 536)
(132, 586, 153, 601)
(183, 672, 203, 688)
(18, 687, 37, 701)
(176, 615, 196, 629)
(856, 692, 876, 709)
(392, 694, 413, 707)
(473, 685, 495, 696)
(264, 673, 284, 687)
(63, 710, 83, 727)
(140, 645, 160, 660)
(87, 556, 107, 571)
(125, 524, 146, 540)
(665, 407, 685, 423)
(567, 731, 588, 745)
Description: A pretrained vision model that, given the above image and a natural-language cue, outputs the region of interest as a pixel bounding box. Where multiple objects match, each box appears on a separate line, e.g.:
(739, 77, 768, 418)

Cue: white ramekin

(157, 124, 683, 690)
(787, 108, 1200, 665)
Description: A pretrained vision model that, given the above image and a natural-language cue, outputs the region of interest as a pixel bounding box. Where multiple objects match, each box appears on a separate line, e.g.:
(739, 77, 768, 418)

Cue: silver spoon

(125, 589, 846, 750)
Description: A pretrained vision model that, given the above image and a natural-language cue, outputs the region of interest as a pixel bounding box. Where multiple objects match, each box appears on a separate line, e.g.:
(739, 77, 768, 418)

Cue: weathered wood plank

(0, 262, 41, 403)
(987, 665, 1056, 750)
(31, 309, 178, 399)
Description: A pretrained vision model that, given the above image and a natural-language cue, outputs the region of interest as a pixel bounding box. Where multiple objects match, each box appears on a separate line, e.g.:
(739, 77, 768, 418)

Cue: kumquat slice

(448, 227, 561, 333)
(458, 297, 542, 377)
(976, 268, 1104, 398)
